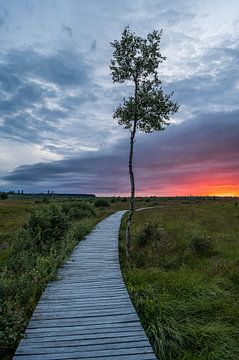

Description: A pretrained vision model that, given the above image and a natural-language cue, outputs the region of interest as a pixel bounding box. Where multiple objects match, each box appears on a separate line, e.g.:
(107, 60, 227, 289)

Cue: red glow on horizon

(135, 169, 239, 197)
(136, 183, 239, 198)
(205, 186, 239, 197)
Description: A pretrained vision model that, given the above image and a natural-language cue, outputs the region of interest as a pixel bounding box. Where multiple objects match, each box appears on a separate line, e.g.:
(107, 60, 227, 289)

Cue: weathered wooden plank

(25, 321, 143, 336)
(53, 278, 123, 284)
(37, 300, 130, 307)
(35, 302, 133, 312)
(28, 314, 139, 328)
(16, 340, 151, 354)
(34, 302, 134, 312)
(46, 284, 127, 295)
(14, 355, 156, 360)
(32, 309, 136, 320)
(43, 287, 129, 295)
(39, 292, 129, 300)
(13, 211, 156, 360)
(22, 332, 147, 345)
(14, 346, 155, 359)
(41, 292, 129, 300)
(21, 330, 146, 343)
(51, 278, 123, 284)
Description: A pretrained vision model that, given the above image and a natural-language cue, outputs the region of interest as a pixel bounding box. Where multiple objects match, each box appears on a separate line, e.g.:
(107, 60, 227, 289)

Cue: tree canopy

(110, 26, 179, 133)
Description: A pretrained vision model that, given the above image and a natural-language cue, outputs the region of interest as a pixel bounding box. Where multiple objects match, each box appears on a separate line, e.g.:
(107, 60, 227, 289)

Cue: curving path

(13, 211, 156, 360)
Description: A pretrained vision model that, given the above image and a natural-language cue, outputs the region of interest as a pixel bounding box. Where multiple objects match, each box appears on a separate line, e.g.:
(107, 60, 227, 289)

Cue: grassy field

(0, 199, 37, 266)
(120, 198, 239, 360)
(1, 196, 238, 359)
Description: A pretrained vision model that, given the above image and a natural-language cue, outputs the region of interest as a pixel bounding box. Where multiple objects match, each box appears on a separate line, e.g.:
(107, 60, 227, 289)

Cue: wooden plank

(35, 301, 132, 311)
(14, 355, 156, 360)
(43, 287, 129, 295)
(13, 211, 156, 360)
(20, 331, 146, 343)
(27, 314, 139, 328)
(25, 322, 143, 336)
(40, 294, 129, 302)
(14, 346, 155, 359)
(16, 340, 151, 354)
(35, 302, 133, 312)
(31, 309, 136, 320)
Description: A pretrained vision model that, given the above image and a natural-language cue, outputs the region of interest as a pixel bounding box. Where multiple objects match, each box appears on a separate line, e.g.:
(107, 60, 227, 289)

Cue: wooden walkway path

(14, 211, 156, 360)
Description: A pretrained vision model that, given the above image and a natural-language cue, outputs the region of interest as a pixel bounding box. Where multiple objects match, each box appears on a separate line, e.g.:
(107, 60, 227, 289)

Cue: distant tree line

(0, 190, 96, 198)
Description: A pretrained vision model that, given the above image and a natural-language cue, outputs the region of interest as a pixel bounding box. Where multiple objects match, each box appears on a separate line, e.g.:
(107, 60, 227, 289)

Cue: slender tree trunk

(125, 78, 138, 259)
(125, 120, 137, 259)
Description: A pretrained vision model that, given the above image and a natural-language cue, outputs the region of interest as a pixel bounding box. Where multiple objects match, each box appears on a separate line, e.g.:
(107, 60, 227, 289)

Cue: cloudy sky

(0, 0, 239, 196)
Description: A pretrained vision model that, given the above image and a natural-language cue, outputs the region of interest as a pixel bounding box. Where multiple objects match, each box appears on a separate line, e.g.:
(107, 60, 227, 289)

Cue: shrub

(0, 193, 8, 200)
(68, 207, 94, 220)
(42, 197, 50, 204)
(136, 221, 167, 247)
(94, 199, 110, 207)
(62, 202, 95, 220)
(190, 233, 213, 256)
(7, 229, 36, 272)
(66, 220, 94, 243)
(25, 205, 70, 250)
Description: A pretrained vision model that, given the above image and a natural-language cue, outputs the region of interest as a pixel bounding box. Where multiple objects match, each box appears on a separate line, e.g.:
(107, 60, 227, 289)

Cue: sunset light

(206, 186, 239, 197)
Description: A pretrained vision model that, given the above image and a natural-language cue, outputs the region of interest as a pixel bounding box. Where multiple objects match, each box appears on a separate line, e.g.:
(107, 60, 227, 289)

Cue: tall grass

(120, 200, 239, 359)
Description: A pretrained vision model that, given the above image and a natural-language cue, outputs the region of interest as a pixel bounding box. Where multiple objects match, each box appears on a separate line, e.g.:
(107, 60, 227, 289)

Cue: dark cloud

(0, 5, 8, 27)
(3, 110, 239, 194)
(24, 0, 34, 13)
(61, 24, 73, 37)
(0, 80, 45, 115)
(90, 40, 97, 51)
(0, 46, 97, 147)
(61, 92, 98, 110)
(3, 47, 89, 87)
(0, 112, 58, 144)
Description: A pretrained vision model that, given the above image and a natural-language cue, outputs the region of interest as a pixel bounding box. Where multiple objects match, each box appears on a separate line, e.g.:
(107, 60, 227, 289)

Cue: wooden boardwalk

(14, 211, 156, 360)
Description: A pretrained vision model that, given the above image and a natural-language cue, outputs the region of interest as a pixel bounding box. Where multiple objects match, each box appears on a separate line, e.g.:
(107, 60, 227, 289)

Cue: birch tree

(110, 26, 179, 258)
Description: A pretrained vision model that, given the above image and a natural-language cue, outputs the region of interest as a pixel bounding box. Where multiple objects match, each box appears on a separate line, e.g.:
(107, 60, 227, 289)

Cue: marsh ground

(120, 198, 239, 359)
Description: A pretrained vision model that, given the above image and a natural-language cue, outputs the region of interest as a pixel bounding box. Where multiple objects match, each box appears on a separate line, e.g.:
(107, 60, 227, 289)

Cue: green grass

(120, 200, 239, 360)
(0, 199, 39, 268)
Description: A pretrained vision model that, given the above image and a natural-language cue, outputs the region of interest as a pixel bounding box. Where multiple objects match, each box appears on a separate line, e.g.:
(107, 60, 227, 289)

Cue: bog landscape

(0, 1, 238, 360)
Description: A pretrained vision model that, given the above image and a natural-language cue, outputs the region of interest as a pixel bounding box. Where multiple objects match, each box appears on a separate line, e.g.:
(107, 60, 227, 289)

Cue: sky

(0, 0, 239, 196)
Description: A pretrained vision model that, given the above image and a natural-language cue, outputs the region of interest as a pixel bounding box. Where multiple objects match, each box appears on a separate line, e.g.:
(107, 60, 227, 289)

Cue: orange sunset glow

(138, 186, 239, 198)
(174, 183, 239, 197)
(136, 172, 239, 197)
(205, 186, 239, 197)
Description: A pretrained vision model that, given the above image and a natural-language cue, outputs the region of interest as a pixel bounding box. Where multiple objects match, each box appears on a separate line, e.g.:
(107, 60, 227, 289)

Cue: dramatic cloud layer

(0, 0, 239, 195)
(4, 110, 239, 195)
